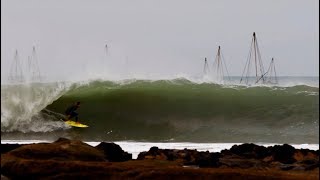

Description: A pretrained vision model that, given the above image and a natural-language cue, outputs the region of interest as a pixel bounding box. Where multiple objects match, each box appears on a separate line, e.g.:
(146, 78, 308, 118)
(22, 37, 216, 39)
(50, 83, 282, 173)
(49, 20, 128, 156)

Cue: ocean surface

(1, 76, 319, 148)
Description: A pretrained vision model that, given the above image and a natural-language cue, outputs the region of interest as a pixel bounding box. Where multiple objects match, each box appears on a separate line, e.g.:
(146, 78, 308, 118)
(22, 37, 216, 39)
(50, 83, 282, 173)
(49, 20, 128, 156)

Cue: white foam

(1, 82, 72, 132)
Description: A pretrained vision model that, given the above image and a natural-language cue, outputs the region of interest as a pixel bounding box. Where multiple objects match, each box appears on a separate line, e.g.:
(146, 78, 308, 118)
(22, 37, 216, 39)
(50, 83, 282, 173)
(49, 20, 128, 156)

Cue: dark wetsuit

(65, 104, 79, 121)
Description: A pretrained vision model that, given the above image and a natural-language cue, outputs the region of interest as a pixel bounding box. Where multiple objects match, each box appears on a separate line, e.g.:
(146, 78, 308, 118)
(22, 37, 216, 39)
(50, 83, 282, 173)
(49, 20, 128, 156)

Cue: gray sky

(1, 0, 319, 82)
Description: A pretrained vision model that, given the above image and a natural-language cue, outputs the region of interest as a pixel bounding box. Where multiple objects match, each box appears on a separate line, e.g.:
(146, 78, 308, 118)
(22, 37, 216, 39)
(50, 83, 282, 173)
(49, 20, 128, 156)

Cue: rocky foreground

(1, 138, 319, 180)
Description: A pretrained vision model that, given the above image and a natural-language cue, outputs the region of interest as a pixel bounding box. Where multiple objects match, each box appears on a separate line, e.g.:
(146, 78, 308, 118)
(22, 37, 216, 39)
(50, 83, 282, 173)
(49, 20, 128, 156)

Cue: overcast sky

(1, 0, 319, 82)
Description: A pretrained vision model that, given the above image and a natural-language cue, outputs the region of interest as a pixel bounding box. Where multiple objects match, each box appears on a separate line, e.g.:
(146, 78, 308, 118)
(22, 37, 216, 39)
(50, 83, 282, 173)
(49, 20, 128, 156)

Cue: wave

(1, 78, 319, 143)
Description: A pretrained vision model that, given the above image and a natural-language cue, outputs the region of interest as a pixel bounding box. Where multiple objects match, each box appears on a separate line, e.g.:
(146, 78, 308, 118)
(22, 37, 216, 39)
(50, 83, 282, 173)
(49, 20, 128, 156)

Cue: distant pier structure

(27, 46, 42, 82)
(212, 46, 230, 82)
(240, 32, 266, 84)
(203, 57, 210, 76)
(8, 46, 42, 84)
(264, 58, 278, 84)
(8, 50, 24, 83)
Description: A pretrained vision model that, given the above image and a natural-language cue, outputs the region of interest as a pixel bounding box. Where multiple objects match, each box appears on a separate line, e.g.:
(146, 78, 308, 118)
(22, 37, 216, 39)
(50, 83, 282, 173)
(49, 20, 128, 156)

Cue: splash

(1, 82, 72, 132)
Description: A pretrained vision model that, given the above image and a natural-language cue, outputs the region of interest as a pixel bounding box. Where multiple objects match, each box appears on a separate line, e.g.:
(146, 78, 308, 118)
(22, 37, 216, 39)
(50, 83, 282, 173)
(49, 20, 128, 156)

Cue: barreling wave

(1, 78, 319, 143)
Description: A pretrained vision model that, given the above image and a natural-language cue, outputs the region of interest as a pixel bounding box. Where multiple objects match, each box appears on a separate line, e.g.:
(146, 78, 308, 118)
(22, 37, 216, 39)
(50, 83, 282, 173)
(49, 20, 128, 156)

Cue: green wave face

(45, 79, 319, 143)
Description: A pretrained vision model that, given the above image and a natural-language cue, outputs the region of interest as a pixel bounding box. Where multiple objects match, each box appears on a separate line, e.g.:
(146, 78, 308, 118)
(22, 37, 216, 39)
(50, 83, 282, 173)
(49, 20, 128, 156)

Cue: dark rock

(300, 159, 318, 165)
(7, 138, 106, 162)
(1, 140, 319, 179)
(54, 137, 71, 143)
(137, 147, 220, 167)
(95, 142, 132, 162)
(1, 138, 110, 179)
(166, 151, 175, 161)
(229, 143, 269, 159)
(149, 146, 160, 156)
(270, 144, 296, 164)
(196, 152, 220, 168)
(1, 144, 22, 154)
(137, 151, 148, 160)
(219, 158, 267, 169)
(279, 164, 296, 171)
(305, 162, 320, 171)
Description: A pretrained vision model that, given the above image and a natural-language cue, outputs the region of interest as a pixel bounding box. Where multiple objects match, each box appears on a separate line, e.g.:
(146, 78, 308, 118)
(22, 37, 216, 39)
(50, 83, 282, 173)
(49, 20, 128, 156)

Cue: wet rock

(95, 142, 132, 162)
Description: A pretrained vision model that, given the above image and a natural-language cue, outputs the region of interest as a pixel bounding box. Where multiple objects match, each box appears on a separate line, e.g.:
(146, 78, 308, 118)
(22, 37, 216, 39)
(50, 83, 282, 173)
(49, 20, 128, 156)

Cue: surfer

(64, 102, 80, 122)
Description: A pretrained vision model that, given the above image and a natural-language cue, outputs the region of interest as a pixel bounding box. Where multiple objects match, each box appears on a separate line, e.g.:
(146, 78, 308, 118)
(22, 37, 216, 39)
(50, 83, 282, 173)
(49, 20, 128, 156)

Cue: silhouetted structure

(212, 46, 230, 82)
(203, 57, 210, 75)
(240, 32, 266, 84)
(8, 50, 24, 83)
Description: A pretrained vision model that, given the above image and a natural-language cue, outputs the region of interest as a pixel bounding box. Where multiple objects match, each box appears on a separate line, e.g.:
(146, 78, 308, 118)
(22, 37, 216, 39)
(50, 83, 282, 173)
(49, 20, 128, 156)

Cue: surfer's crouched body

(65, 102, 80, 122)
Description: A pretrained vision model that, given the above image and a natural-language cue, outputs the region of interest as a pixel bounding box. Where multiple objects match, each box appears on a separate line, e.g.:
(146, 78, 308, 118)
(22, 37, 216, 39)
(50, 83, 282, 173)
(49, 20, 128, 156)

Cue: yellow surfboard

(65, 120, 89, 128)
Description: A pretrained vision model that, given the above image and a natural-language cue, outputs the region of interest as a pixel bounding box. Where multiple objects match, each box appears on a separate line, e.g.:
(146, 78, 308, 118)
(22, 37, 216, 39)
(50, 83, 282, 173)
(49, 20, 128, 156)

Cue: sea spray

(1, 82, 72, 132)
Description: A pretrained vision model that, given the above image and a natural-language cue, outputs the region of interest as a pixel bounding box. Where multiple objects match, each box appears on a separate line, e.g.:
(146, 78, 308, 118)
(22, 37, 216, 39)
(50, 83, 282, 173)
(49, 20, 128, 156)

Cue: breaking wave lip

(67, 77, 319, 95)
(63, 74, 319, 88)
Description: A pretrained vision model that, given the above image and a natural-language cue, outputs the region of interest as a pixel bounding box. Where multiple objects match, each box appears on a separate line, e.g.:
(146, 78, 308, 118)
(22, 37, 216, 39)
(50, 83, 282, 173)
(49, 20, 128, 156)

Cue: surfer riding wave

(64, 102, 80, 122)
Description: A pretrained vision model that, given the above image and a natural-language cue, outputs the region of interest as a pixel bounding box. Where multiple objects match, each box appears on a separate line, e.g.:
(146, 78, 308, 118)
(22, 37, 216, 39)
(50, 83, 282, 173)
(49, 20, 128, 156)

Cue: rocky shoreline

(1, 138, 319, 179)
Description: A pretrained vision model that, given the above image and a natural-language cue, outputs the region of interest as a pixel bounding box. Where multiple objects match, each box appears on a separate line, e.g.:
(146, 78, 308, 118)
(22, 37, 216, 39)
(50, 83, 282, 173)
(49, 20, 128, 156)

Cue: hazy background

(1, 0, 319, 82)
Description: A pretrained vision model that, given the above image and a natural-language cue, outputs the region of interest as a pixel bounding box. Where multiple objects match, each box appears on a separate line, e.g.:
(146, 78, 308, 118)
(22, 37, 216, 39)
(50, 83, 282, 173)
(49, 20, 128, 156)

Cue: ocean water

(1, 76, 319, 148)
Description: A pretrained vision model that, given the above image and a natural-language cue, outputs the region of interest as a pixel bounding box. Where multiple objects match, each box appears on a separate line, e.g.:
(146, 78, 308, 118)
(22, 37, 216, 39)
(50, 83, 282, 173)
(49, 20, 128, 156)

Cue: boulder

(229, 143, 269, 159)
(195, 152, 220, 167)
(95, 142, 132, 162)
(269, 144, 296, 164)
(137, 147, 220, 167)
(1, 138, 110, 179)
(5, 138, 106, 162)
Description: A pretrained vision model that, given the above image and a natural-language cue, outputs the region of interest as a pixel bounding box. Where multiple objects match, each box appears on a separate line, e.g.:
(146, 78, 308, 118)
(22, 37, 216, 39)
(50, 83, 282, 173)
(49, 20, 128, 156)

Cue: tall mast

(212, 46, 230, 82)
(253, 33, 258, 78)
(203, 57, 210, 75)
(105, 44, 108, 56)
(240, 32, 266, 84)
(8, 49, 24, 83)
(265, 58, 278, 84)
(256, 58, 278, 84)
(32, 46, 41, 81)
